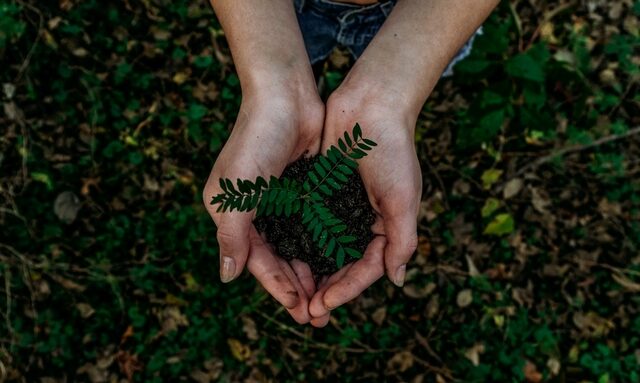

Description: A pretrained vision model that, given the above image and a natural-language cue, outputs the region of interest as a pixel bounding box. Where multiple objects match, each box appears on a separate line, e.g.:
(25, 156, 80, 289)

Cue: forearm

(342, 0, 499, 119)
(210, 0, 316, 97)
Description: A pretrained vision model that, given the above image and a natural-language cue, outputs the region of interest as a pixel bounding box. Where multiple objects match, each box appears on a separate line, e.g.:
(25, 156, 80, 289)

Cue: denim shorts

(294, 0, 481, 77)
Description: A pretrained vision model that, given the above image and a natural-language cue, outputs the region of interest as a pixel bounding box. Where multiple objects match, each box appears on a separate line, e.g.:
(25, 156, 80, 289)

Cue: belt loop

(294, 0, 306, 13)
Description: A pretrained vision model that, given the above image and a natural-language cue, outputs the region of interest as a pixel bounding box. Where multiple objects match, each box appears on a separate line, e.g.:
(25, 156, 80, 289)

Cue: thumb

(383, 211, 418, 287)
(203, 181, 252, 283)
(215, 216, 252, 283)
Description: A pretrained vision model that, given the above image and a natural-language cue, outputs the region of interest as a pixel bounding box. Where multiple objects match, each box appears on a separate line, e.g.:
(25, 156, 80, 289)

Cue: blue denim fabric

(294, 0, 481, 77)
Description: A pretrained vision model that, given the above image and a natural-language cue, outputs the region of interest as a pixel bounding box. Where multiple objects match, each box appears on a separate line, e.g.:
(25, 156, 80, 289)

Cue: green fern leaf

(345, 248, 362, 259)
(319, 156, 331, 170)
(325, 238, 336, 257)
(314, 162, 327, 178)
(333, 170, 348, 183)
(330, 224, 347, 233)
(353, 123, 362, 140)
(338, 235, 357, 244)
(256, 176, 268, 189)
(337, 164, 353, 175)
(343, 131, 352, 147)
(336, 247, 345, 268)
(363, 138, 377, 147)
(357, 143, 371, 151)
(308, 171, 320, 185)
(219, 178, 227, 192)
(326, 177, 341, 190)
(338, 138, 347, 152)
(318, 230, 328, 247)
(319, 184, 333, 196)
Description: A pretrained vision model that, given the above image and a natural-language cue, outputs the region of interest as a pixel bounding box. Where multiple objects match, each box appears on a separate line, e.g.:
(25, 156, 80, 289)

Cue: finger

(309, 264, 353, 318)
(276, 258, 311, 325)
(383, 211, 418, 287)
(310, 313, 331, 328)
(290, 259, 316, 298)
(203, 176, 252, 283)
(322, 236, 386, 310)
(247, 228, 300, 310)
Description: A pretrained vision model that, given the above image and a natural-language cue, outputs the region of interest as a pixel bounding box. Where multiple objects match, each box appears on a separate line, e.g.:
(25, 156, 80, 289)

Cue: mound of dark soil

(254, 156, 376, 275)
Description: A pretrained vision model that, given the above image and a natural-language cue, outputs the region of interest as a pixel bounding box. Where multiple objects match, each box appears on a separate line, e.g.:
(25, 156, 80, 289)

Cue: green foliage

(210, 124, 375, 267)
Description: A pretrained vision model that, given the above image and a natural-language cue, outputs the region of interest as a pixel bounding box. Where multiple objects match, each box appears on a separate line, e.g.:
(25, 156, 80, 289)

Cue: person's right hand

(203, 86, 327, 325)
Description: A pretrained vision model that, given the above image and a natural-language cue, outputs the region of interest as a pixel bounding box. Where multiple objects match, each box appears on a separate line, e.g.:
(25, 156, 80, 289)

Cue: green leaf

(292, 199, 301, 214)
(302, 205, 313, 224)
(343, 157, 358, 169)
(250, 192, 260, 210)
(211, 194, 225, 205)
(219, 178, 227, 192)
(481, 198, 500, 218)
(225, 179, 238, 195)
(345, 248, 362, 259)
(312, 224, 322, 241)
(314, 162, 327, 178)
(256, 176, 267, 189)
(318, 230, 328, 247)
(338, 138, 348, 152)
(483, 213, 515, 236)
(481, 169, 503, 190)
(357, 143, 371, 151)
(284, 200, 292, 217)
(308, 171, 320, 185)
(349, 149, 366, 159)
(319, 184, 333, 196)
(363, 138, 377, 147)
(333, 170, 348, 183)
(238, 179, 250, 193)
(303, 181, 311, 192)
(344, 131, 352, 147)
(326, 177, 341, 190)
(327, 146, 341, 163)
(325, 238, 336, 257)
(336, 248, 345, 268)
(338, 235, 357, 244)
(319, 156, 331, 170)
(330, 224, 347, 234)
(338, 164, 354, 175)
(353, 123, 362, 140)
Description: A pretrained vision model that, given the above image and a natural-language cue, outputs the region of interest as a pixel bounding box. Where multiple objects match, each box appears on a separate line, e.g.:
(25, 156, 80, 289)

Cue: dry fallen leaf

(386, 351, 414, 373)
(523, 360, 543, 383)
(464, 343, 485, 366)
(54, 191, 82, 224)
(227, 338, 251, 362)
(456, 289, 473, 308)
(503, 178, 524, 199)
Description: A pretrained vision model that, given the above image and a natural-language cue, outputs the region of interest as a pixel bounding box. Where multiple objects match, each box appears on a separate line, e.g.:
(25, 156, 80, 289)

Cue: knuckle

(216, 227, 239, 250)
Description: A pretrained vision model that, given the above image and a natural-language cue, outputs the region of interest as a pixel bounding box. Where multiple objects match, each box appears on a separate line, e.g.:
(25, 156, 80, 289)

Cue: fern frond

(210, 175, 302, 216)
(304, 123, 377, 199)
(302, 200, 362, 268)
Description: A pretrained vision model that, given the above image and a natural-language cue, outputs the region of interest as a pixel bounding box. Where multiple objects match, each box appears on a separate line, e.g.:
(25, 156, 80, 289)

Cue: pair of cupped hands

(203, 72, 422, 327)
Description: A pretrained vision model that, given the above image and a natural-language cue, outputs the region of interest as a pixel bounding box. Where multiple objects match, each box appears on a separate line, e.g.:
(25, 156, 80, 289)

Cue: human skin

(204, 0, 500, 327)
(203, 0, 327, 324)
(308, 0, 501, 325)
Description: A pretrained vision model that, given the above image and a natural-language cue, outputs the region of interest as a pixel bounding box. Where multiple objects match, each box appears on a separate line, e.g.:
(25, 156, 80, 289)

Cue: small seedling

(210, 123, 377, 268)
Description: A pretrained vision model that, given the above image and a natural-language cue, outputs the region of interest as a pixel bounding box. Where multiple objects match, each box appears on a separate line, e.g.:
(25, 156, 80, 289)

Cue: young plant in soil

(210, 124, 377, 274)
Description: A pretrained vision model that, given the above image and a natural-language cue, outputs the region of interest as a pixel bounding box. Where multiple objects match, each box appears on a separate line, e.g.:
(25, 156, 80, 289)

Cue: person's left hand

(308, 80, 422, 326)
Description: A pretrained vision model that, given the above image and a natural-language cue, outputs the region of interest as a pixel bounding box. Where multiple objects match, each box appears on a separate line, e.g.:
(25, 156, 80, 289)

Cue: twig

(513, 126, 640, 177)
(14, 0, 44, 83)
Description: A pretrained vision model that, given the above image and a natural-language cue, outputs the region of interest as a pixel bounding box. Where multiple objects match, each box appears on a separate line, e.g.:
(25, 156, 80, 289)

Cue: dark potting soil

(254, 156, 376, 275)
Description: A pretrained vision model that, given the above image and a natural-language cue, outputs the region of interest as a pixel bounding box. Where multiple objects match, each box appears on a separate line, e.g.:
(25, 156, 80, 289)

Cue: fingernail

(220, 256, 236, 283)
(393, 264, 406, 287)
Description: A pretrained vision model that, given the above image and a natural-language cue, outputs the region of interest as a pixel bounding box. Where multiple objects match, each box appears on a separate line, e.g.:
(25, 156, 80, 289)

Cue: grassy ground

(1, 0, 639, 382)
